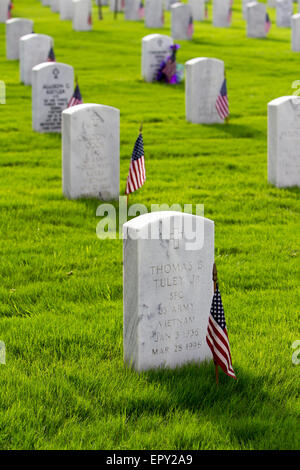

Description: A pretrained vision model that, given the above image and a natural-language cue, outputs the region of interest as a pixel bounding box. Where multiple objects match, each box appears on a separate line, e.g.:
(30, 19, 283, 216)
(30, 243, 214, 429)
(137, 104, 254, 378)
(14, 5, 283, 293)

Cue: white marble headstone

(62, 103, 120, 200)
(59, 0, 74, 20)
(171, 3, 194, 40)
(246, 2, 266, 38)
(123, 211, 214, 371)
(32, 62, 74, 133)
(142, 34, 174, 82)
(19, 33, 53, 86)
(185, 57, 225, 124)
(242, 0, 254, 18)
(213, 0, 232, 27)
(268, 96, 300, 187)
(276, 0, 293, 27)
(144, 0, 164, 28)
(6, 18, 34, 60)
(72, 0, 92, 30)
(110, 0, 125, 11)
(0, 0, 10, 23)
(188, 0, 206, 21)
(51, 0, 60, 12)
(292, 13, 300, 50)
(124, 0, 143, 20)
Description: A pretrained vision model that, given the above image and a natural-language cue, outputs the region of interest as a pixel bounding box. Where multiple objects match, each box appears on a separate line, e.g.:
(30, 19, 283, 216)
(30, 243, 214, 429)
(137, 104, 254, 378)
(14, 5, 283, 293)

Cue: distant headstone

(32, 62, 74, 133)
(246, 2, 266, 38)
(62, 103, 120, 200)
(188, 0, 206, 21)
(242, 0, 253, 18)
(110, 0, 125, 12)
(6, 18, 34, 60)
(41, 0, 52, 5)
(19, 33, 53, 85)
(164, 0, 177, 10)
(123, 211, 214, 371)
(267, 0, 277, 7)
(124, 0, 142, 20)
(185, 57, 224, 124)
(72, 0, 92, 31)
(59, 0, 74, 20)
(142, 34, 174, 82)
(213, 0, 232, 27)
(51, 0, 60, 12)
(0, 0, 10, 24)
(268, 96, 300, 187)
(292, 13, 300, 50)
(144, 0, 164, 28)
(276, 0, 293, 27)
(171, 3, 194, 40)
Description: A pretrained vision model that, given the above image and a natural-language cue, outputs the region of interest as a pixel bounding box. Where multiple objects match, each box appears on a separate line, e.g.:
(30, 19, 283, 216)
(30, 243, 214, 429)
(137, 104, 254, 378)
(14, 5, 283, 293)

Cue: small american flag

(7, 1, 13, 19)
(47, 47, 56, 62)
(68, 83, 83, 108)
(206, 284, 236, 380)
(265, 13, 271, 34)
(125, 132, 146, 195)
(88, 11, 92, 25)
(187, 15, 194, 39)
(138, 1, 145, 19)
(205, 4, 208, 19)
(216, 78, 229, 120)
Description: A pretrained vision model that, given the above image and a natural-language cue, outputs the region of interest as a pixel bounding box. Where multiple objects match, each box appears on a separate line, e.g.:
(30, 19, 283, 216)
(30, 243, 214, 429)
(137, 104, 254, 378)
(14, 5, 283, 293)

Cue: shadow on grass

(202, 122, 265, 139)
(120, 362, 293, 447)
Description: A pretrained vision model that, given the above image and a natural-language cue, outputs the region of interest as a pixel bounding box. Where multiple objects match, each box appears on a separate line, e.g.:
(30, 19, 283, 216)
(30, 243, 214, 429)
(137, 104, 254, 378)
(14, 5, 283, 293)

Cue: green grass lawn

(0, 0, 299, 450)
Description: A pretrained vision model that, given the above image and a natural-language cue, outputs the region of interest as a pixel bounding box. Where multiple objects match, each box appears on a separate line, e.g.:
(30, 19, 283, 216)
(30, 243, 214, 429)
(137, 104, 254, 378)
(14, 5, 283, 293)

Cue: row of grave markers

(1, 0, 299, 376)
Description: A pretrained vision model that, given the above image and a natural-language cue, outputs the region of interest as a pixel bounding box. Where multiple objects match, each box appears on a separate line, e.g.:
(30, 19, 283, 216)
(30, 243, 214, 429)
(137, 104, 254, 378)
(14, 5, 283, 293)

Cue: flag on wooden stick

(265, 13, 271, 34)
(125, 127, 146, 195)
(206, 264, 236, 382)
(8, 1, 13, 19)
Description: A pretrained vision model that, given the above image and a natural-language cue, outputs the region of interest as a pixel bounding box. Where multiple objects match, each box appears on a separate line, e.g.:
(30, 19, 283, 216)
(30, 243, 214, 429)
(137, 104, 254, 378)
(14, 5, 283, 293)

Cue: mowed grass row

(0, 0, 299, 450)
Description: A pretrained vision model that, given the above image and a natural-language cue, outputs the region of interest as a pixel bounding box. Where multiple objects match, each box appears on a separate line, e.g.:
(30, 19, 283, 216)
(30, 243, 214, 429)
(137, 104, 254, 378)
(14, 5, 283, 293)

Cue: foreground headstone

(213, 0, 232, 27)
(246, 2, 266, 37)
(268, 96, 300, 187)
(276, 0, 292, 27)
(171, 3, 193, 40)
(185, 57, 224, 124)
(59, 0, 74, 20)
(124, 0, 142, 19)
(32, 62, 74, 133)
(62, 103, 120, 200)
(188, 0, 206, 21)
(0, 0, 10, 23)
(144, 0, 164, 28)
(142, 34, 174, 82)
(19, 33, 53, 85)
(123, 211, 214, 371)
(72, 0, 92, 31)
(6, 18, 34, 60)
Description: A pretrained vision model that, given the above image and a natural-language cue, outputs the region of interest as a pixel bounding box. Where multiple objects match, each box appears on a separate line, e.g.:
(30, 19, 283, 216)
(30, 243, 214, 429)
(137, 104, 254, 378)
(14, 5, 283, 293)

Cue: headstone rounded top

(32, 61, 74, 73)
(268, 95, 297, 106)
(292, 13, 300, 19)
(142, 33, 171, 42)
(62, 103, 120, 116)
(123, 211, 214, 239)
(20, 33, 52, 42)
(171, 2, 184, 8)
(185, 57, 224, 67)
(6, 18, 32, 25)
